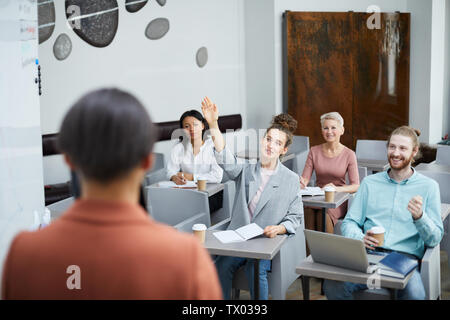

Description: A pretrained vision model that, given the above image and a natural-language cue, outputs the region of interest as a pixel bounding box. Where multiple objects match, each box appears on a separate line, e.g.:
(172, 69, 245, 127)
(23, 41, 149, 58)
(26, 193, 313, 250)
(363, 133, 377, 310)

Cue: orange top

(2, 199, 222, 300)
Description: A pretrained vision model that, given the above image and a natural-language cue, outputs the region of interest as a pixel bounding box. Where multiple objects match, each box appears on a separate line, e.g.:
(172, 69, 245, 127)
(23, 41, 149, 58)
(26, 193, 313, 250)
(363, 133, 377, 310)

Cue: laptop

(304, 229, 407, 278)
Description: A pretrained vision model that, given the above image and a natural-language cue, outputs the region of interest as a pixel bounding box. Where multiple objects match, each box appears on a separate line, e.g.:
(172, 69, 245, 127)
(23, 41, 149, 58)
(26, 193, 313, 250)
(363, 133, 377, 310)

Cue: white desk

(205, 230, 286, 300)
(150, 182, 224, 197)
(301, 192, 351, 232)
(296, 255, 414, 300)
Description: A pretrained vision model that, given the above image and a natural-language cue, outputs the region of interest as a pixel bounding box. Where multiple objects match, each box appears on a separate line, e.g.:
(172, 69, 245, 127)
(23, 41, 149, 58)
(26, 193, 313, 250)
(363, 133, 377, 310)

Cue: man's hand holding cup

(364, 226, 385, 250)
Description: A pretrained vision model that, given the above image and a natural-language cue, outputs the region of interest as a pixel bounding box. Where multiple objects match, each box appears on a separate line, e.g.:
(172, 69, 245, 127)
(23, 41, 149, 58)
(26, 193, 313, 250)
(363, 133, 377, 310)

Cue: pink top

(248, 167, 275, 219)
(301, 144, 359, 223)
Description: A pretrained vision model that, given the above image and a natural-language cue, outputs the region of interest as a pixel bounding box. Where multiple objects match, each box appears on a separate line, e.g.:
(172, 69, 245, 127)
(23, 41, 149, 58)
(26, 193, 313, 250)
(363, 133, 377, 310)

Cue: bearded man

(323, 126, 443, 300)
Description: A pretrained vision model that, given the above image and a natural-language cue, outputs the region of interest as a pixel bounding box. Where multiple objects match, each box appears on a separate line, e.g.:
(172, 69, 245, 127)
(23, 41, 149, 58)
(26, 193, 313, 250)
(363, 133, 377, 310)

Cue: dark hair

(178, 109, 208, 141)
(265, 113, 298, 148)
(58, 88, 157, 182)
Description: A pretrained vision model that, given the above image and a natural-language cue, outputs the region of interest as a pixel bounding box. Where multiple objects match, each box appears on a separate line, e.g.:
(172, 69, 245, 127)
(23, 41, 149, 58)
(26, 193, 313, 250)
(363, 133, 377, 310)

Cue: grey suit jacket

(215, 147, 303, 234)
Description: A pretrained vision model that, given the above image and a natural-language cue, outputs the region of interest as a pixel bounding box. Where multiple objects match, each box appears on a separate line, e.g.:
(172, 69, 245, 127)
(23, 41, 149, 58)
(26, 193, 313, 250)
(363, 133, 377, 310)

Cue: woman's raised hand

(201, 96, 219, 125)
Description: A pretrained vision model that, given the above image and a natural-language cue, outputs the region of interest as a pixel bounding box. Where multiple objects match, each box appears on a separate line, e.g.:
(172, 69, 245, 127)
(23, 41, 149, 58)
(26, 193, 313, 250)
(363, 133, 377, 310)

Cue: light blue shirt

(342, 168, 443, 258)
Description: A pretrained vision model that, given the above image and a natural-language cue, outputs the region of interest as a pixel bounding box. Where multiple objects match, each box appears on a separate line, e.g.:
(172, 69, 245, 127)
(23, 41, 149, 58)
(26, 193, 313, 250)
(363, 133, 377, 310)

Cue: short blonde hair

(320, 112, 344, 127)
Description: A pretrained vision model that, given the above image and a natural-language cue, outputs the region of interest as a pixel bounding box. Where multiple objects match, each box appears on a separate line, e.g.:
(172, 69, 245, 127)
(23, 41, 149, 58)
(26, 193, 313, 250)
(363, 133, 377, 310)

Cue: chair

(356, 140, 388, 161)
(344, 166, 368, 209)
(333, 220, 441, 300)
(416, 171, 450, 269)
(145, 187, 211, 233)
(435, 145, 450, 165)
(287, 136, 310, 176)
(144, 168, 167, 187)
(46, 196, 75, 221)
(345, 166, 368, 184)
(415, 171, 450, 203)
(210, 179, 236, 226)
(143, 153, 166, 188)
(209, 218, 307, 300)
(151, 152, 166, 172)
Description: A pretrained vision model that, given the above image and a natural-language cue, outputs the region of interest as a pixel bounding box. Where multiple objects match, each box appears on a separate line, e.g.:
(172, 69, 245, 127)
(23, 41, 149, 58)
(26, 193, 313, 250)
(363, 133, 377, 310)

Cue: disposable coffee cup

(192, 223, 207, 243)
(324, 186, 336, 202)
(197, 179, 207, 191)
(369, 226, 385, 247)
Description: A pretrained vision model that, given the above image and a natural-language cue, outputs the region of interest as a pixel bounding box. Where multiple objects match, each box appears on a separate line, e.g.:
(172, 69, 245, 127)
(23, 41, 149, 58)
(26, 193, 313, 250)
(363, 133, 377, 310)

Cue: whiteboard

(0, 0, 45, 285)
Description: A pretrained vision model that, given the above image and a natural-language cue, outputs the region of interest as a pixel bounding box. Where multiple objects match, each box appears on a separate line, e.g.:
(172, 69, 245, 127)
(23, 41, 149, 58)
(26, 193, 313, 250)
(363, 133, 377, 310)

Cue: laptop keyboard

(367, 253, 384, 265)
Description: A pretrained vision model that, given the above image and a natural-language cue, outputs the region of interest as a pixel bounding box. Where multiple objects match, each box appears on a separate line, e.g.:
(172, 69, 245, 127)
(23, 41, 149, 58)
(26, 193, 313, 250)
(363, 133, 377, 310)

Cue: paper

(157, 180, 197, 188)
(213, 223, 264, 244)
(299, 187, 324, 196)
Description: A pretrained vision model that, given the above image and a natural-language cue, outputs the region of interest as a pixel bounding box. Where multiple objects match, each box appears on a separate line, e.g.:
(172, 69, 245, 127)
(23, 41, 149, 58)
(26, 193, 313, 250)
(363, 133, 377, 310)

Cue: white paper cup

(324, 186, 336, 202)
(369, 226, 385, 247)
(192, 223, 207, 243)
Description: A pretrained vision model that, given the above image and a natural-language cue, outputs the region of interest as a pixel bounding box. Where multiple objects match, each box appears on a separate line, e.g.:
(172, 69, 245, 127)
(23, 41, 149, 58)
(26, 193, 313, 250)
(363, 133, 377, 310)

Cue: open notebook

(156, 181, 197, 188)
(299, 187, 324, 196)
(213, 223, 264, 244)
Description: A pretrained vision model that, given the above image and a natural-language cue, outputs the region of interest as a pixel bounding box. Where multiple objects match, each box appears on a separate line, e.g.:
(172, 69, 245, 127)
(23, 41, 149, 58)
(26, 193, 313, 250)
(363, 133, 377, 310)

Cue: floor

(237, 250, 450, 300)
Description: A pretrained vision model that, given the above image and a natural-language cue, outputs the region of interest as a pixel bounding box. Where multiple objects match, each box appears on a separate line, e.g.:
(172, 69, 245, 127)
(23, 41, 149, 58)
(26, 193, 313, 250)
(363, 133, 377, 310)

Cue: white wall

(0, 0, 45, 287)
(428, 0, 446, 143)
(407, 0, 433, 142)
(443, 0, 450, 140)
(39, 0, 246, 184)
(244, 0, 275, 130)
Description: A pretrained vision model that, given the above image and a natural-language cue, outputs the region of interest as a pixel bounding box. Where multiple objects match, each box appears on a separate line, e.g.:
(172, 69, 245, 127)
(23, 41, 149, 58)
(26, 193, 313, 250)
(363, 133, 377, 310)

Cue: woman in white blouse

(167, 110, 223, 185)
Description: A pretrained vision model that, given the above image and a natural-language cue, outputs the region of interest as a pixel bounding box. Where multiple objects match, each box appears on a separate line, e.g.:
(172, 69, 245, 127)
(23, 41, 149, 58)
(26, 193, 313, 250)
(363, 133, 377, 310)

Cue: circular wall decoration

(53, 33, 72, 61)
(156, 0, 166, 7)
(145, 18, 170, 40)
(65, 0, 119, 48)
(38, 0, 55, 44)
(125, 0, 148, 13)
(196, 47, 208, 68)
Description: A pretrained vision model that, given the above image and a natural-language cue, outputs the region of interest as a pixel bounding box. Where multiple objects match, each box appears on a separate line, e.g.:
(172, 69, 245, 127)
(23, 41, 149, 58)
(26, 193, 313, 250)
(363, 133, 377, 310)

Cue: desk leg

(254, 259, 260, 300)
(301, 276, 310, 300)
(390, 289, 398, 300)
(322, 208, 327, 233)
(320, 208, 326, 295)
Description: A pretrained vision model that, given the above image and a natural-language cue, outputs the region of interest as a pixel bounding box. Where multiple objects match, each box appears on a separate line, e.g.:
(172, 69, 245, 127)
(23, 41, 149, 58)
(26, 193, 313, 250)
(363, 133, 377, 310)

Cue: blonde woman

(300, 112, 360, 233)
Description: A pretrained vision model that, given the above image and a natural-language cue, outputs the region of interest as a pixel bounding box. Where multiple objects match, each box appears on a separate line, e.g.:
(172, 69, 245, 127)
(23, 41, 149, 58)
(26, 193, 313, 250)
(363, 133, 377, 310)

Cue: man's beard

(388, 153, 414, 170)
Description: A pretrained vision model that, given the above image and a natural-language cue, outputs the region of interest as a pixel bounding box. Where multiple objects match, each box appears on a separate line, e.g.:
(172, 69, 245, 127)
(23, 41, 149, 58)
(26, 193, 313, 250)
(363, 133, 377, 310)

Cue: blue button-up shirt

(342, 168, 443, 258)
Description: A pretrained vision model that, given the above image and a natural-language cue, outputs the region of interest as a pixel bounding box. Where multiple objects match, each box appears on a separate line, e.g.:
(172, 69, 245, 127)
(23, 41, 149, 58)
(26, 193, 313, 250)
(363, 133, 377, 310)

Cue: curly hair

(265, 113, 298, 148)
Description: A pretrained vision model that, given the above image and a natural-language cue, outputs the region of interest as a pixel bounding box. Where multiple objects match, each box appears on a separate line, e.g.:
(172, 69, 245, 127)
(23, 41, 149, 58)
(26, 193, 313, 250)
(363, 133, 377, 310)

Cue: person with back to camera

(201, 96, 303, 300)
(167, 109, 223, 185)
(1, 88, 222, 300)
(323, 126, 443, 300)
(299, 112, 360, 234)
